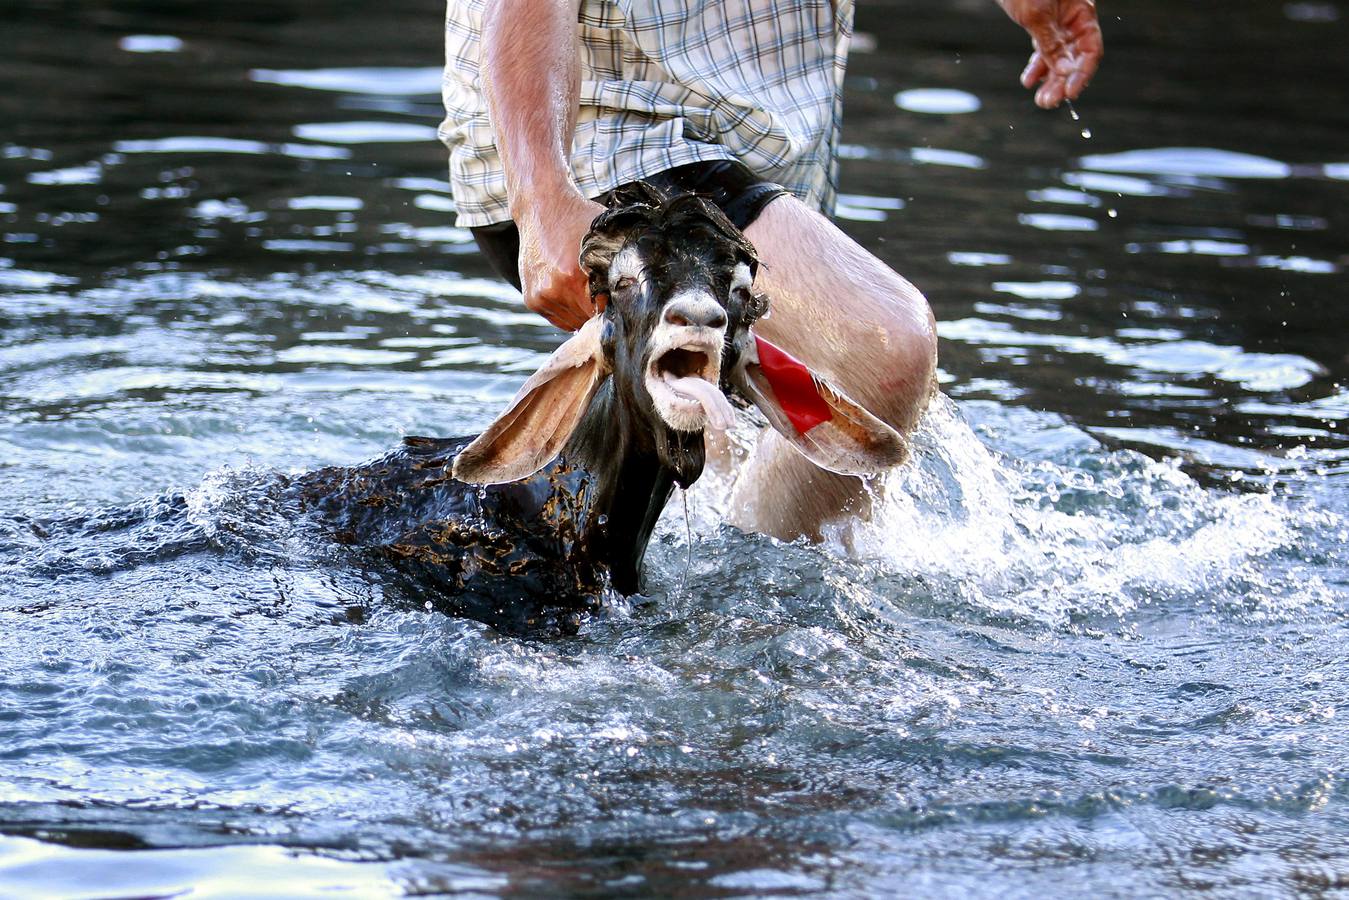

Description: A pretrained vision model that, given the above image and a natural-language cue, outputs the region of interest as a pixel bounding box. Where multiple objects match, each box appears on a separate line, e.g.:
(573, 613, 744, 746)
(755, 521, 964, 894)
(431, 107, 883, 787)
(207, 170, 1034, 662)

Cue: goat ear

(732, 334, 907, 476)
(452, 316, 609, 485)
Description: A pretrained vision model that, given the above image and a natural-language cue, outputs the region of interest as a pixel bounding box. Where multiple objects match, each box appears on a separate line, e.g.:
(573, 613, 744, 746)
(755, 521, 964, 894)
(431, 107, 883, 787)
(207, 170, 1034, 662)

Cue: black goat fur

(289, 188, 761, 633)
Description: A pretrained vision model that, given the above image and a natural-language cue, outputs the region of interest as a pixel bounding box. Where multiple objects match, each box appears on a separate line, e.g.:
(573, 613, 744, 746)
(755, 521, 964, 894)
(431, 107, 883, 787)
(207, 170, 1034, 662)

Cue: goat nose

(663, 296, 727, 330)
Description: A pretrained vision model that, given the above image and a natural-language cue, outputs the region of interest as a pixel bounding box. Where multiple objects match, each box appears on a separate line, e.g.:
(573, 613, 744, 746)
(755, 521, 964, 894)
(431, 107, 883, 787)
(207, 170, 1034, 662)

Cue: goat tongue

(662, 373, 736, 431)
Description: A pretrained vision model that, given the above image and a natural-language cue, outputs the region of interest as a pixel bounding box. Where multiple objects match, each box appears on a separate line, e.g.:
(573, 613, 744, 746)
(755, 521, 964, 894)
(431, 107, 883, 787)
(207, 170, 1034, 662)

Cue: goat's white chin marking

(644, 332, 735, 433)
(647, 371, 736, 432)
(643, 290, 735, 433)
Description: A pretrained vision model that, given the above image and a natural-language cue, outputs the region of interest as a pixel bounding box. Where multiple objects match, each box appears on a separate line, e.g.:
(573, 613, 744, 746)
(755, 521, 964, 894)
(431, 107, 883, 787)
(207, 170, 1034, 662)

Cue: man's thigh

(743, 195, 937, 432)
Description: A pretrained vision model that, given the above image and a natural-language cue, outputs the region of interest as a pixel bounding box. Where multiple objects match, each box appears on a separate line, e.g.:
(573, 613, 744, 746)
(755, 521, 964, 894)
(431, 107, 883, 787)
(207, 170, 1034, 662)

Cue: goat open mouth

(645, 344, 736, 433)
(657, 347, 712, 381)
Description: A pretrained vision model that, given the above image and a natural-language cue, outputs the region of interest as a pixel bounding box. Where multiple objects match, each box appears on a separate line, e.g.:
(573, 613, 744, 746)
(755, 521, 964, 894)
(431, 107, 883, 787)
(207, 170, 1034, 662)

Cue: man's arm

(481, 0, 603, 331)
(997, 0, 1103, 109)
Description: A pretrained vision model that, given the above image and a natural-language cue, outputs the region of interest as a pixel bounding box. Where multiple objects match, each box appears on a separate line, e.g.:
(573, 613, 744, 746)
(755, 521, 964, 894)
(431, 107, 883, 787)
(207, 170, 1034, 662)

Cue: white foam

(667, 395, 1337, 628)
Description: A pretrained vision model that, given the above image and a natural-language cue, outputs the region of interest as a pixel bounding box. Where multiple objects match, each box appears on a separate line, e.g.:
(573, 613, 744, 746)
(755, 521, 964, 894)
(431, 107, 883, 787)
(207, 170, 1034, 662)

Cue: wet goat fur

(290, 188, 762, 633)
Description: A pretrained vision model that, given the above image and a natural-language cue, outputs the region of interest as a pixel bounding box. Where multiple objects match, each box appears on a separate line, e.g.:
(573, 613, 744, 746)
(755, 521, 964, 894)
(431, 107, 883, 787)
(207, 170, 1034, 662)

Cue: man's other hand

(517, 192, 606, 332)
(999, 0, 1103, 109)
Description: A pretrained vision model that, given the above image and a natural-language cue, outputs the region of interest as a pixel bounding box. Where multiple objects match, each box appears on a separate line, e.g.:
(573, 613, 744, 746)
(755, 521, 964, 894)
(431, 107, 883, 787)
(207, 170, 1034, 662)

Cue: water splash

(663, 395, 1340, 633)
(1065, 99, 1093, 139)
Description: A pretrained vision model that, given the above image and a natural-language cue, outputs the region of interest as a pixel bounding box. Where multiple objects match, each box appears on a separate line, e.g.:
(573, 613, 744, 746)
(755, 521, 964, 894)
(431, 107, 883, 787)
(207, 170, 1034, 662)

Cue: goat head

(453, 187, 905, 487)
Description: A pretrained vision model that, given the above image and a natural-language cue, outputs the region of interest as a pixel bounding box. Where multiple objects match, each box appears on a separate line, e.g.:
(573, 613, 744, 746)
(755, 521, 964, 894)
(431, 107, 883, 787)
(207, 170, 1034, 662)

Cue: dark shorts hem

(634, 160, 790, 232)
(469, 160, 788, 290)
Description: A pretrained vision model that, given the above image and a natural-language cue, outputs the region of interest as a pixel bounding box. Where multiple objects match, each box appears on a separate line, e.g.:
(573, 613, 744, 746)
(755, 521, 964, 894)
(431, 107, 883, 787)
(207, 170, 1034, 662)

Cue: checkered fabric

(440, 0, 854, 228)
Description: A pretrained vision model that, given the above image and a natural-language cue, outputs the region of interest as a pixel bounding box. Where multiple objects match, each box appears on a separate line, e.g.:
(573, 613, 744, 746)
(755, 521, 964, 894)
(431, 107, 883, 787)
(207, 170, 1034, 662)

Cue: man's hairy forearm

(481, 0, 583, 219)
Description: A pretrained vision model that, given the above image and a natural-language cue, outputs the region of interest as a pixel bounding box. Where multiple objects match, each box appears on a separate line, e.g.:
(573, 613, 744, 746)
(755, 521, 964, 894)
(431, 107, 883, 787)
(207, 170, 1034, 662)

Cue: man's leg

(733, 195, 938, 540)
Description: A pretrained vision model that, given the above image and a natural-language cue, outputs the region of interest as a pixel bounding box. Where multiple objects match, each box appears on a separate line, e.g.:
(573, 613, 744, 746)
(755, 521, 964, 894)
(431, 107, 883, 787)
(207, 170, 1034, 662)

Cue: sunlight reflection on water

(1, 0, 1347, 895)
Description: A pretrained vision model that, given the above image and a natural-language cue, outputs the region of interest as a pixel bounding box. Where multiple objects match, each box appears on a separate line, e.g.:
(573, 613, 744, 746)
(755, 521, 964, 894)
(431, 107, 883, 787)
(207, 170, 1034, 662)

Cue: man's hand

(516, 190, 606, 332)
(482, 0, 598, 332)
(998, 0, 1103, 109)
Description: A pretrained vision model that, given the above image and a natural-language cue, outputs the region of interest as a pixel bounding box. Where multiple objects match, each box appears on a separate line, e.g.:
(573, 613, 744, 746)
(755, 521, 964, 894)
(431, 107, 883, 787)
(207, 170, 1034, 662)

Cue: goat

(291, 186, 904, 632)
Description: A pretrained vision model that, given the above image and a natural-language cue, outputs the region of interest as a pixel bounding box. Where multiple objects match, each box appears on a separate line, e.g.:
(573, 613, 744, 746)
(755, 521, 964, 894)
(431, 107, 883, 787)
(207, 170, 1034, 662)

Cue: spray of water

(659, 394, 1337, 629)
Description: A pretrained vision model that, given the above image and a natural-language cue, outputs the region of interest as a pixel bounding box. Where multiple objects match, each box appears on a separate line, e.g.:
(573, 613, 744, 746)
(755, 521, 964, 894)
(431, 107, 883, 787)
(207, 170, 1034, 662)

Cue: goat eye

(614, 276, 636, 292)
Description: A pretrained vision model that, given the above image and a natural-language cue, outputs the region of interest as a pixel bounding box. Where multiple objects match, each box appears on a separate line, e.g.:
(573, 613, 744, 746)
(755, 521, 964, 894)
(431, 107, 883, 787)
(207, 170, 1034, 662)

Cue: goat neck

(561, 378, 698, 595)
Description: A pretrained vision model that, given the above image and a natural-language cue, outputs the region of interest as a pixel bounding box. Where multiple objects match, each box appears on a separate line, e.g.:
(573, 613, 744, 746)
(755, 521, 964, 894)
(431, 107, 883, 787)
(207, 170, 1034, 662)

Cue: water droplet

(1064, 100, 1091, 139)
(1107, 208, 1118, 218)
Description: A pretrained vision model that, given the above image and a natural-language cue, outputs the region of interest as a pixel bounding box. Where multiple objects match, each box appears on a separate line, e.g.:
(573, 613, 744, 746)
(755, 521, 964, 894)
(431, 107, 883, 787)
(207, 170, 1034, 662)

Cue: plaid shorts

(441, 0, 854, 228)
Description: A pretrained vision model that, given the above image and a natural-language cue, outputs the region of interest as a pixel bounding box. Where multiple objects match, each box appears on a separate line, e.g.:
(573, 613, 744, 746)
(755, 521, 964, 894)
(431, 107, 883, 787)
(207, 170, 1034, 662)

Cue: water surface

(2, 0, 1348, 896)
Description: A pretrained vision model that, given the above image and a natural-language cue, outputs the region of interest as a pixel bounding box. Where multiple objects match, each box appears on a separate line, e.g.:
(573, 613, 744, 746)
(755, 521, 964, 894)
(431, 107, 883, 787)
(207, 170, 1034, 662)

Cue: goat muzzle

(644, 330, 736, 433)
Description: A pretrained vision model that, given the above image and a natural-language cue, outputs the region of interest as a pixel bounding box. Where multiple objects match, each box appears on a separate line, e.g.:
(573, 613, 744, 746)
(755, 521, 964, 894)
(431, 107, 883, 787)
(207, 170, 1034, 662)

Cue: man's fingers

(1048, 41, 1099, 104)
(1023, 21, 1069, 107)
(1035, 68, 1070, 109)
(1028, 36, 1099, 107)
(524, 264, 594, 331)
(1066, 37, 1102, 99)
(1035, 81, 1056, 109)
(1006, 0, 1102, 109)
(531, 296, 583, 331)
(1021, 52, 1048, 88)
(1065, 71, 1088, 101)
(551, 309, 585, 331)
(545, 300, 589, 332)
(537, 288, 595, 332)
(558, 300, 590, 331)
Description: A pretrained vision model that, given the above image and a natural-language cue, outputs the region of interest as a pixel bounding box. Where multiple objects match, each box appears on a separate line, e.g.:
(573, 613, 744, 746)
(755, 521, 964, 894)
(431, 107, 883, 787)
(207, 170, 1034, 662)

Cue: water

(2, 0, 1348, 895)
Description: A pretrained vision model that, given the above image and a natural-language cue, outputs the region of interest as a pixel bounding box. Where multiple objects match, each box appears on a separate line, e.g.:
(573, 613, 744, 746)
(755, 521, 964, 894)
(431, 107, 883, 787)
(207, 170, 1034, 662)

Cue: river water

(2, 0, 1347, 896)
